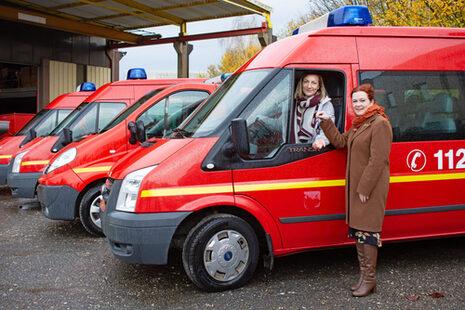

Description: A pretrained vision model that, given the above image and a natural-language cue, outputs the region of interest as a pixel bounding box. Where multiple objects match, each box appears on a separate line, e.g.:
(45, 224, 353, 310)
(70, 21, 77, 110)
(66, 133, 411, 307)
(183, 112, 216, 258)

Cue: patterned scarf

(296, 95, 320, 143)
(296, 95, 320, 109)
(352, 103, 390, 130)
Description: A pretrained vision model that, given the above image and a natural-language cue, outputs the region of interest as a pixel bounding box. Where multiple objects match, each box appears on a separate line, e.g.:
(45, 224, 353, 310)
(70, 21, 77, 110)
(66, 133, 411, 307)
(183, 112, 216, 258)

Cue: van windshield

(16, 109, 49, 135)
(101, 89, 164, 132)
(67, 101, 127, 140)
(50, 102, 89, 135)
(178, 69, 272, 138)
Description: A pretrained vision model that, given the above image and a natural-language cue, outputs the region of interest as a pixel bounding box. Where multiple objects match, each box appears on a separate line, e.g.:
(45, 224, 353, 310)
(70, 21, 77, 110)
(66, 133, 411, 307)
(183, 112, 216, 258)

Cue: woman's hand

(359, 193, 369, 203)
(316, 111, 330, 121)
(312, 138, 326, 150)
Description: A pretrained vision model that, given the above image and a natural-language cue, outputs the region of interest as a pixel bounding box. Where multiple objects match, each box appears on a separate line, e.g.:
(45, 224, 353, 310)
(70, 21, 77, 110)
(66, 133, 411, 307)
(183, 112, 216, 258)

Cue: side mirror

(128, 121, 137, 145)
(135, 119, 146, 143)
(20, 129, 37, 147)
(63, 127, 73, 146)
(231, 118, 250, 157)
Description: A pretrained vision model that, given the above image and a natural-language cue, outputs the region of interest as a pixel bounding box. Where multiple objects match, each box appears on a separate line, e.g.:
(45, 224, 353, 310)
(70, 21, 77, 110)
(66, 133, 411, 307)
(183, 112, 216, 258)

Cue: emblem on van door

(407, 149, 426, 172)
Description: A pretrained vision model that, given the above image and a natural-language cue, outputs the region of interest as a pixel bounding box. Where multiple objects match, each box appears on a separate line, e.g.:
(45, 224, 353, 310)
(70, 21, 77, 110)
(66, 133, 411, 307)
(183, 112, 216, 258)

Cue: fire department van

(37, 82, 218, 236)
(7, 68, 200, 199)
(0, 83, 95, 184)
(101, 6, 465, 291)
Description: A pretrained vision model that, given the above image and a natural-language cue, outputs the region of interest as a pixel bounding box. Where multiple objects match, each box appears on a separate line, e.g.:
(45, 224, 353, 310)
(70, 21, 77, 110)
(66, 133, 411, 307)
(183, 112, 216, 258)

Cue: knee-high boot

(352, 244, 377, 297)
(350, 242, 365, 291)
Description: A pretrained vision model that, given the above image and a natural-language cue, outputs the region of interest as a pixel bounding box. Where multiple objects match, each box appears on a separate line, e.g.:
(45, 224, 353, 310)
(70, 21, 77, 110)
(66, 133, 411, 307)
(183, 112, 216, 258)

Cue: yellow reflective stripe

(73, 166, 112, 174)
(141, 185, 234, 198)
(21, 160, 49, 166)
(234, 179, 345, 192)
(0, 155, 12, 159)
(140, 179, 345, 198)
(390, 172, 465, 183)
(139, 172, 465, 199)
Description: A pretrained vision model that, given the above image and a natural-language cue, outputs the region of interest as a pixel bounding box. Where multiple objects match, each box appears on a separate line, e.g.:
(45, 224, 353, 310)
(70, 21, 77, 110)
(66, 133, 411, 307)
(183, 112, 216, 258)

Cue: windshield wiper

(171, 128, 191, 139)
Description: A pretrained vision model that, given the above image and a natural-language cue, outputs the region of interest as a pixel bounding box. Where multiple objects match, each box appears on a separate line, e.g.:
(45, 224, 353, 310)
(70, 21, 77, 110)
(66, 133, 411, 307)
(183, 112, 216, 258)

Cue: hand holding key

(316, 111, 330, 121)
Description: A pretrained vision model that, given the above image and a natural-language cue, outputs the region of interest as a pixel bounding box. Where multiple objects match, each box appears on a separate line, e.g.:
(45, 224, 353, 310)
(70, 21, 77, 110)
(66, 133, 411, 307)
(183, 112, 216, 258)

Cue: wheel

(79, 184, 104, 237)
(182, 214, 259, 291)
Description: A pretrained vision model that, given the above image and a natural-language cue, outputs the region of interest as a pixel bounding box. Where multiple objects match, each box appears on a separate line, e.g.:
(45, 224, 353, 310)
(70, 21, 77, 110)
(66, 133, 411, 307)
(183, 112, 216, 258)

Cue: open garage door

(0, 62, 37, 114)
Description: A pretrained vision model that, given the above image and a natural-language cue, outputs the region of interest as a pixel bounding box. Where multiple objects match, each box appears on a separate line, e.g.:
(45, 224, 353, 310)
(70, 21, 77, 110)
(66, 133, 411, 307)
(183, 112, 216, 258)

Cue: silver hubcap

(203, 229, 249, 282)
(89, 195, 102, 228)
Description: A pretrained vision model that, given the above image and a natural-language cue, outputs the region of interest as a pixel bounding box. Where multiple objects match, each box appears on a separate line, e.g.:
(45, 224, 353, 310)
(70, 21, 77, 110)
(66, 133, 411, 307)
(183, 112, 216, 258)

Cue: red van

(0, 83, 95, 184)
(37, 82, 218, 236)
(7, 69, 201, 199)
(101, 7, 465, 291)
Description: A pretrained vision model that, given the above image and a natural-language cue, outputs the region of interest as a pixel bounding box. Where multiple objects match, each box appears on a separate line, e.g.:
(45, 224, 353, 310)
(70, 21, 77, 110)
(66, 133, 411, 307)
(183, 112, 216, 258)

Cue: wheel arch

(170, 197, 282, 269)
(74, 177, 106, 218)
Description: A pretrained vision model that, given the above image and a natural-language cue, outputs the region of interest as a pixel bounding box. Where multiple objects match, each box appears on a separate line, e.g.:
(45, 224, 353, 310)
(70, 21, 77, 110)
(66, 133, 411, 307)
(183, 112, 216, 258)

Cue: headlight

(115, 165, 157, 212)
(12, 151, 29, 173)
(46, 147, 77, 174)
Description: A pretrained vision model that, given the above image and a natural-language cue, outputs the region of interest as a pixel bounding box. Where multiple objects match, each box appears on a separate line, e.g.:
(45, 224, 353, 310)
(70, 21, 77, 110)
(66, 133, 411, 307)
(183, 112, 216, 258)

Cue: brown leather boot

(350, 242, 365, 291)
(352, 244, 377, 297)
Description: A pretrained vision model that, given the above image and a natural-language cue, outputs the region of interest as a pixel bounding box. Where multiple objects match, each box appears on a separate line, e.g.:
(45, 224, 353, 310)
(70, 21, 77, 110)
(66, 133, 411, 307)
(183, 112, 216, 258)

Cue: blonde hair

(294, 73, 328, 100)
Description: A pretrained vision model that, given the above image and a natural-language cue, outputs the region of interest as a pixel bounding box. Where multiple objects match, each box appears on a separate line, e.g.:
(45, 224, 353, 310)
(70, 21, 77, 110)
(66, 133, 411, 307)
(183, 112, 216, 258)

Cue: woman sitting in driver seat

(294, 73, 335, 149)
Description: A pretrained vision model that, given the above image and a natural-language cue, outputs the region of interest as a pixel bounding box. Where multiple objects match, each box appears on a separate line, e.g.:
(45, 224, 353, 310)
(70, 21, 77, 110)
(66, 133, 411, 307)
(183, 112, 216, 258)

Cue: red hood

(109, 139, 194, 180)
(14, 136, 59, 165)
(0, 136, 25, 164)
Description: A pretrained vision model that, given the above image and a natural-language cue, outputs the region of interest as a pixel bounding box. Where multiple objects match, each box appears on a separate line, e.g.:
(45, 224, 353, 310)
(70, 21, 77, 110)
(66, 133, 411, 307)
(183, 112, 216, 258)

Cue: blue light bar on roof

(292, 5, 372, 35)
(328, 6, 372, 27)
(127, 68, 147, 80)
(78, 82, 96, 91)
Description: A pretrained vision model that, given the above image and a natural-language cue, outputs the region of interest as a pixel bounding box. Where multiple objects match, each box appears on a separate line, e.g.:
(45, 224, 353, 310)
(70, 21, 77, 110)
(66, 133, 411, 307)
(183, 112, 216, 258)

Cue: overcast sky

(118, 0, 311, 79)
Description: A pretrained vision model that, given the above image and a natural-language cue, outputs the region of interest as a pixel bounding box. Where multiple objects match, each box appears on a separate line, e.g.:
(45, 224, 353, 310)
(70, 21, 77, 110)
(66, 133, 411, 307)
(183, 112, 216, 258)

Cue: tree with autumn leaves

(281, 0, 465, 35)
(371, 0, 465, 27)
(205, 0, 465, 77)
(203, 17, 262, 77)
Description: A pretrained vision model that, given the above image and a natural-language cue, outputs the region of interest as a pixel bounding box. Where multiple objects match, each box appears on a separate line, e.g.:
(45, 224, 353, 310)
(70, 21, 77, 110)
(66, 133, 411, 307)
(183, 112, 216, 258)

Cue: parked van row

(2, 68, 219, 235)
(97, 6, 465, 292)
(37, 81, 218, 235)
(0, 82, 97, 184)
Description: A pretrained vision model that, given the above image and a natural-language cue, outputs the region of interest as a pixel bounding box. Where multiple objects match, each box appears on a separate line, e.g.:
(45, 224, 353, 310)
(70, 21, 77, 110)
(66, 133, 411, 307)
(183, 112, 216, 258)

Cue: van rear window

(360, 71, 465, 142)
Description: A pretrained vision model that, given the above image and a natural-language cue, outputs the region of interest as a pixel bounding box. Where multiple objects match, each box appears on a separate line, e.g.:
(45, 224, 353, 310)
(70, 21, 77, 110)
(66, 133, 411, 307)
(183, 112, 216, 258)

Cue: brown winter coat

(320, 114, 392, 232)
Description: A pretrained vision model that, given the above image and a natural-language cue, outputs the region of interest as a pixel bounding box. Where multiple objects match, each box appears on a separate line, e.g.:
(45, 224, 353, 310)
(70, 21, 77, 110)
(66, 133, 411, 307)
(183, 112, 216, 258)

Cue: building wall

(87, 65, 111, 89)
(49, 61, 77, 102)
(0, 20, 113, 112)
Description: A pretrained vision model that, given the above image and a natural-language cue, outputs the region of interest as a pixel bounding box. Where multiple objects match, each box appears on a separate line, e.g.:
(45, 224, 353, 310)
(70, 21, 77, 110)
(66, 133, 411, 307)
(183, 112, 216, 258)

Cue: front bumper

(8, 171, 42, 198)
(37, 184, 79, 220)
(0, 163, 10, 184)
(102, 180, 191, 265)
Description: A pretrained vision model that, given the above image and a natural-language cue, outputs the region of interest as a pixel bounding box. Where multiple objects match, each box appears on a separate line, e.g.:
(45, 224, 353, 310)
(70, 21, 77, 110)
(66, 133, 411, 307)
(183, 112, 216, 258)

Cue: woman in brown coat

(315, 84, 392, 297)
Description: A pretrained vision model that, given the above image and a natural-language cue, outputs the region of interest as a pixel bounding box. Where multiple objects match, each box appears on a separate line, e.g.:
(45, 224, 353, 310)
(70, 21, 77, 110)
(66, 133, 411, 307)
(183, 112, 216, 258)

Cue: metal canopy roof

(0, 0, 271, 45)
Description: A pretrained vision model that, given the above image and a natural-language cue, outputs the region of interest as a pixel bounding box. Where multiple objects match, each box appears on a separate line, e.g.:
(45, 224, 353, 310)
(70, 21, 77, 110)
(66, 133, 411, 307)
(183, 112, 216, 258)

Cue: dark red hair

(351, 83, 376, 102)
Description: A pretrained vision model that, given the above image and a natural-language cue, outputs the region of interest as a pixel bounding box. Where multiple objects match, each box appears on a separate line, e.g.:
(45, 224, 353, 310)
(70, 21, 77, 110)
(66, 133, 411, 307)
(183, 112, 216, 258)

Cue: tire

(182, 214, 259, 291)
(79, 184, 104, 237)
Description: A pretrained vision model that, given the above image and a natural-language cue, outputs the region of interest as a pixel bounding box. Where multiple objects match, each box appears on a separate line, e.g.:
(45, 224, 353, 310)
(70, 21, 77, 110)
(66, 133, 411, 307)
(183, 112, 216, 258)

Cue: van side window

(138, 90, 210, 139)
(245, 70, 292, 159)
(72, 102, 126, 140)
(361, 71, 465, 141)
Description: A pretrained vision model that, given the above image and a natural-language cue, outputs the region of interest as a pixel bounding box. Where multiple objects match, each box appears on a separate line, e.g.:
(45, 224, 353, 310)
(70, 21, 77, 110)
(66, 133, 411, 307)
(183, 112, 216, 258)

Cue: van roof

(83, 78, 206, 103)
(310, 26, 465, 38)
(45, 91, 94, 110)
(242, 26, 465, 72)
(104, 78, 205, 86)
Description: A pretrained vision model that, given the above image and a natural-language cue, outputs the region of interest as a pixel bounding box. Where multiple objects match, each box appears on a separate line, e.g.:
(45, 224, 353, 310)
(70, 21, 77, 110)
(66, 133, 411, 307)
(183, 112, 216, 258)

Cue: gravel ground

(0, 187, 464, 309)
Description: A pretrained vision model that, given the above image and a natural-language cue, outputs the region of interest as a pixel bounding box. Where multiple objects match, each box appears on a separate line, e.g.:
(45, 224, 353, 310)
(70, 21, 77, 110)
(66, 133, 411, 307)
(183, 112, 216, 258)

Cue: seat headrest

(324, 78, 343, 97)
(430, 93, 454, 113)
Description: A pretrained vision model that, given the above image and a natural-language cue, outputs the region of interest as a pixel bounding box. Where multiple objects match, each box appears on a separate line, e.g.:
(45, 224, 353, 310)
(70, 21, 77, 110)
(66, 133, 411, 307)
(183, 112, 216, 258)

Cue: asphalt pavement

(0, 186, 464, 309)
